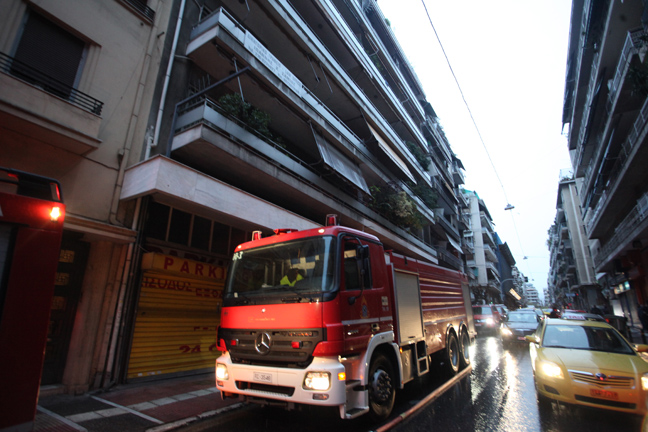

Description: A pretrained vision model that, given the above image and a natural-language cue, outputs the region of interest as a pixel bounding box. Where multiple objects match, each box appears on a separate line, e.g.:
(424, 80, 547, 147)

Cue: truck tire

(368, 353, 396, 421)
(445, 333, 460, 375)
(459, 330, 471, 369)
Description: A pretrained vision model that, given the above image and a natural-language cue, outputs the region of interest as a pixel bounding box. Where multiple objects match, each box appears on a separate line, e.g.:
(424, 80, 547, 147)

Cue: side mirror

(525, 335, 538, 344)
(634, 344, 648, 353)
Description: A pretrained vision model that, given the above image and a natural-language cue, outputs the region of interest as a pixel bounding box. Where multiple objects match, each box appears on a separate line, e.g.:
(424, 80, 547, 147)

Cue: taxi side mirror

(634, 344, 648, 353)
(525, 335, 538, 344)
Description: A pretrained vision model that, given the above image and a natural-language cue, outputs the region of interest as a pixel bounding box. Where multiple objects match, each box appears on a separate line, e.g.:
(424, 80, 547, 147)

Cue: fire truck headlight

(485, 318, 494, 326)
(303, 372, 331, 391)
(216, 363, 229, 381)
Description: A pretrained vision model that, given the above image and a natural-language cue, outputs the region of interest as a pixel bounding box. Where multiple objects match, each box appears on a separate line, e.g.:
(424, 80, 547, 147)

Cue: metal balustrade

(0, 51, 103, 115)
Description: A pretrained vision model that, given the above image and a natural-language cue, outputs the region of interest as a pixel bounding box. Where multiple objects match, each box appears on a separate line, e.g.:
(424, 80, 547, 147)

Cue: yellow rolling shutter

(127, 253, 226, 380)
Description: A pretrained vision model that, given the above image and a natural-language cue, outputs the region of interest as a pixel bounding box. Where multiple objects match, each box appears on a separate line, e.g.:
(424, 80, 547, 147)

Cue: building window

(168, 209, 191, 245)
(145, 201, 249, 257)
(145, 201, 170, 241)
(191, 216, 211, 251)
(12, 11, 85, 100)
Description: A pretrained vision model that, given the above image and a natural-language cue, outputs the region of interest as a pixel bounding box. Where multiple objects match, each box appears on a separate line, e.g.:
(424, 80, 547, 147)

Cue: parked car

(472, 305, 502, 335)
(493, 304, 509, 321)
(500, 310, 541, 347)
(526, 318, 648, 415)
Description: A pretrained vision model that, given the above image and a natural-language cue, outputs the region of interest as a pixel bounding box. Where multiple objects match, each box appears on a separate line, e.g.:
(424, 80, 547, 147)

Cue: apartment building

(562, 0, 648, 324)
(0, 0, 177, 394)
(548, 173, 599, 310)
(523, 284, 540, 306)
(494, 236, 521, 309)
(462, 190, 502, 303)
(2, 0, 470, 393)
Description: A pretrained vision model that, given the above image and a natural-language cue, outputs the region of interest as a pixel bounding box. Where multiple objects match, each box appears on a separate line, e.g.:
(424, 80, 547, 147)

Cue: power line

(419, 0, 530, 271)
(419, 0, 509, 205)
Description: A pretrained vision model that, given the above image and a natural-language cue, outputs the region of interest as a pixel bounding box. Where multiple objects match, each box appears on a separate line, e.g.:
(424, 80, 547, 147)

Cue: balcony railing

(606, 28, 646, 116)
(0, 51, 103, 115)
(436, 247, 463, 272)
(594, 193, 648, 267)
(119, 0, 155, 22)
(586, 96, 648, 234)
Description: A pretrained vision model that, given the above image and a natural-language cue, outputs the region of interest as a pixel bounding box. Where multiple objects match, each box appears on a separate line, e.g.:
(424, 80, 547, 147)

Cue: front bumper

(215, 353, 347, 407)
(474, 319, 498, 333)
(535, 372, 648, 415)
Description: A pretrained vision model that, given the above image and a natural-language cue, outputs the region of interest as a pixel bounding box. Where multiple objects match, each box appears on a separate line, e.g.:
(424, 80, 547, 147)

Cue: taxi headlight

(303, 372, 331, 391)
(539, 360, 563, 379)
(642, 373, 648, 391)
(216, 363, 229, 381)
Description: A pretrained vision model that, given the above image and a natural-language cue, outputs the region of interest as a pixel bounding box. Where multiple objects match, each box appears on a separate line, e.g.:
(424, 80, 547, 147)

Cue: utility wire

(419, 0, 509, 206)
(419, 0, 530, 271)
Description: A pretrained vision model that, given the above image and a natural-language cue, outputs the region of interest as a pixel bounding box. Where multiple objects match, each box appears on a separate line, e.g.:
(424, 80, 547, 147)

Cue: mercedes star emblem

(255, 332, 271, 355)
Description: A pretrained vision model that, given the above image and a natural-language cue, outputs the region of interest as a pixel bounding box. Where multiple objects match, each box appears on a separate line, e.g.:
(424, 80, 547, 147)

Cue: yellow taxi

(526, 318, 648, 415)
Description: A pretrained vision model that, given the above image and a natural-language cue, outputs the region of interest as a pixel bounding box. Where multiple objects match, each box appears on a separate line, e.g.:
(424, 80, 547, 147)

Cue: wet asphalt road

(179, 335, 647, 432)
(393, 335, 646, 432)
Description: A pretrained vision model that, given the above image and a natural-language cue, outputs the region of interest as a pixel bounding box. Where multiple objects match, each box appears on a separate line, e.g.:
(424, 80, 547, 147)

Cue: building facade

(0, 0, 177, 394)
(2, 0, 473, 394)
(462, 190, 502, 304)
(562, 0, 648, 325)
(548, 172, 600, 310)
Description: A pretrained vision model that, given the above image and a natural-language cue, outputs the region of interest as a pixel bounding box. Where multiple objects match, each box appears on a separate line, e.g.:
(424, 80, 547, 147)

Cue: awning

(446, 233, 462, 252)
(313, 130, 370, 194)
(367, 124, 415, 183)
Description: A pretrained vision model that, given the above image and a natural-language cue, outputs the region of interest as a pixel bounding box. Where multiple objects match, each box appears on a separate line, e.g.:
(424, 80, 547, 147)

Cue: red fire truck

(215, 216, 475, 420)
(0, 167, 65, 432)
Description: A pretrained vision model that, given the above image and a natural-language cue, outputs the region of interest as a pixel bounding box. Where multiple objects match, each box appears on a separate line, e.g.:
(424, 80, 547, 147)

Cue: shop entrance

(41, 232, 88, 385)
(127, 253, 225, 380)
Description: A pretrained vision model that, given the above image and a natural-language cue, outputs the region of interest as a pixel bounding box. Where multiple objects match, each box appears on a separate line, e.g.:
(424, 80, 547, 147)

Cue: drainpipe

(101, 197, 141, 389)
(109, 1, 163, 226)
(146, 0, 187, 160)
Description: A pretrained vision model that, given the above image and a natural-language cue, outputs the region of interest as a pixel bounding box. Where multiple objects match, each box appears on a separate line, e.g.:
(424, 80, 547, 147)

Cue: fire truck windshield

(224, 236, 337, 305)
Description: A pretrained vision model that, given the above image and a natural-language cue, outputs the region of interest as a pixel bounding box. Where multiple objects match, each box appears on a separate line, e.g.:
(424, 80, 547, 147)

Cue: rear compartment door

(393, 271, 424, 344)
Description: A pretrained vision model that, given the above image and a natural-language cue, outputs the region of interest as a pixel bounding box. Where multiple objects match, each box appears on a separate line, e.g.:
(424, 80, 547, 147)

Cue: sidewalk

(35, 373, 244, 432)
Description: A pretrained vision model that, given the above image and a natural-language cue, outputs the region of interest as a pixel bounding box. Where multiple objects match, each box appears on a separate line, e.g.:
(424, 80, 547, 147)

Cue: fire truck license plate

(253, 372, 273, 384)
(590, 389, 618, 400)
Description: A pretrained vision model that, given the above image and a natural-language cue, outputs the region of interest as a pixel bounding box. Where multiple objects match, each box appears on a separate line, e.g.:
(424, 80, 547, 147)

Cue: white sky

(378, 0, 574, 301)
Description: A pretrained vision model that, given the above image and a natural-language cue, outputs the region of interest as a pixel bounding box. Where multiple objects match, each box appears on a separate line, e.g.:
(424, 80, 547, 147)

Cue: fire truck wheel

(445, 333, 460, 375)
(459, 330, 471, 368)
(368, 353, 396, 421)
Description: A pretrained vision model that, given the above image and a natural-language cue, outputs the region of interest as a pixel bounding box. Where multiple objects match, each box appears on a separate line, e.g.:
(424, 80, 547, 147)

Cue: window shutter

(13, 12, 85, 98)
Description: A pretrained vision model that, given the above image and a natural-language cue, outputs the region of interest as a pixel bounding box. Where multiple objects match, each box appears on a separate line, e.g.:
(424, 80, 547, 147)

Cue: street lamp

(504, 204, 515, 211)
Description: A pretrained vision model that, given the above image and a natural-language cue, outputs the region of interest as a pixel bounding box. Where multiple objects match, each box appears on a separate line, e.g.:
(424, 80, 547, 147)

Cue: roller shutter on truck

(127, 253, 225, 380)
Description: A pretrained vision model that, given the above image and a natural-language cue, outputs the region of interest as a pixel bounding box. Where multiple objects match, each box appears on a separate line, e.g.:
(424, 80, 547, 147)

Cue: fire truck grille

(218, 327, 324, 368)
(235, 381, 295, 396)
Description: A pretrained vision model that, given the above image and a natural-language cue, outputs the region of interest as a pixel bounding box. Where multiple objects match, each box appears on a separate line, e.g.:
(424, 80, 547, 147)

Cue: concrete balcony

(0, 53, 102, 155)
(167, 97, 439, 264)
(483, 244, 498, 262)
(481, 226, 496, 247)
(186, 6, 428, 188)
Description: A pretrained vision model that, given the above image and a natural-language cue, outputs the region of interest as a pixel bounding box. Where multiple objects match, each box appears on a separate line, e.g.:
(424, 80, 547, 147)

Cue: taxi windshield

(542, 325, 634, 354)
(224, 236, 336, 304)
